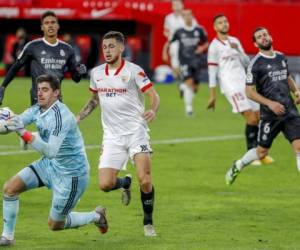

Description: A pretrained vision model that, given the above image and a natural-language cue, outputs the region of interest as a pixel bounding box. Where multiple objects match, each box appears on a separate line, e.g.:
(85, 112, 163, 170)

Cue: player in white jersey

(163, 0, 185, 75)
(77, 31, 160, 237)
(207, 14, 274, 165)
(0, 74, 107, 247)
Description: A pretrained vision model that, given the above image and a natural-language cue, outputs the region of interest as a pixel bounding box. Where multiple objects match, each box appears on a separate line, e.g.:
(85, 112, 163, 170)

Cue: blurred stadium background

(0, 0, 300, 82)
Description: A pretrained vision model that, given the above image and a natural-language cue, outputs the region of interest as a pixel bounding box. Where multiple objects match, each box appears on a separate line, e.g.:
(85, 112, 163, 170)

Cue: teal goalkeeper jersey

(19, 100, 89, 176)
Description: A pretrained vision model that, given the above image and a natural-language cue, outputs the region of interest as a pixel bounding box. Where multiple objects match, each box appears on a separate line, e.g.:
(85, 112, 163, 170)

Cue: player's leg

(182, 75, 195, 116)
(282, 116, 300, 171)
(48, 173, 108, 234)
(1, 164, 45, 246)
(134, 153, 156, 236)
(226, 119, 281, 185)
(98, 140, 132, 204)
(129, 129, 156, 236)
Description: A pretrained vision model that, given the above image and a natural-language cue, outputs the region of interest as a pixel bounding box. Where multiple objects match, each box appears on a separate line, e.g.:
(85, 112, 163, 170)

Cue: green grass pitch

(0, 77, 299, 250)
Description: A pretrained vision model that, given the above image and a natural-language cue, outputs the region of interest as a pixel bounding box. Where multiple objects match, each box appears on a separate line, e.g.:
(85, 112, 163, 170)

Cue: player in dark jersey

(0, 11, 86, 106)
(225, 27, 300, 185)
(163, 9, 208, 116)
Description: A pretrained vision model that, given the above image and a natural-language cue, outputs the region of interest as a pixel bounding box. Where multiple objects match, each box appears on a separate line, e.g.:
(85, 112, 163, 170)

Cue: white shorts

(225, 91, 260, 113)
(169, 42, 179, 69)
(99, 128, 152, 170)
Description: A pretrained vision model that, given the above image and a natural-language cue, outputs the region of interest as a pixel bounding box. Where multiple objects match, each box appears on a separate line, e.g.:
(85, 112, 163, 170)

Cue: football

(0, 107, 14, 121)
(0, 107, 15, 134)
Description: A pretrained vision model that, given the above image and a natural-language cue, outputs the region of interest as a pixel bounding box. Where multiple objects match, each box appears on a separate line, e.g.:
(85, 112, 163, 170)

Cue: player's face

(102, 38, 124, 64)
(172, 0, 183, 12)
(214, 16, 230, 35)
(37, 82, 59, 109)
(41, 16, 59, 38)
(182, 10, 193, 26)
(254, 29, 273, 50)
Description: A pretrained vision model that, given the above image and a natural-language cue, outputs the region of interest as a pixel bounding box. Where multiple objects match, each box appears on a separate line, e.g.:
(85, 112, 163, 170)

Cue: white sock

(296, 153, 300, 172)
(64, 211, 98, 229)
(236, 148, 259, 171)
(183, 85, 194, 113)
(2, 195, 19, 240)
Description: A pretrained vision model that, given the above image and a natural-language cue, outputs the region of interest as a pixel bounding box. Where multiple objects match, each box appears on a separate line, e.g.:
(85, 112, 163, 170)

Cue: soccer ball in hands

(0, 107, 14, 121)
(0, 107, 15, 134)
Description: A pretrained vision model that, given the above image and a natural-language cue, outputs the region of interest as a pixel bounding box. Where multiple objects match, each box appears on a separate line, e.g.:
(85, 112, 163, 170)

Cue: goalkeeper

(0, 10, 86, 106)
(0, 74, 107, 246)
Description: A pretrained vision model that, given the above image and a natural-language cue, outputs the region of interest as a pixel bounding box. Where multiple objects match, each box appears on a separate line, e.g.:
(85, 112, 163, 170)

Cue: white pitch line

(0, 134, 244, 156)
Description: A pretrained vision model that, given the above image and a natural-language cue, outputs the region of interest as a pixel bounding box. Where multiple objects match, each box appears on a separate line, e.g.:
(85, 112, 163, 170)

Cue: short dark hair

(213, 14, 226, 23)
(36, 74, 60, 91)
(41, 11, 58, 24)
(103, 31, 125, 44)
(252, 27, 267, 42)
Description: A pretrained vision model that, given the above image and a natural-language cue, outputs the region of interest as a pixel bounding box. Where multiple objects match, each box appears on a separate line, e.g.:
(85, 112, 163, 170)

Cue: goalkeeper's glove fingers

(5, 116, 24, 132)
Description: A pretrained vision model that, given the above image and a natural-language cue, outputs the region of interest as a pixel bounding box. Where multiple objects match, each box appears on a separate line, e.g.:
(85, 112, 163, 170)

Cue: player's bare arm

(207, 87, 217, 110)
(195, 41, 209, 54)
(287, 75, 300, 104)
(142, 87, 160, 123)
(76, 92, 99, 123)
(162, 41, 170, 62)
(246, 85, 285, 115)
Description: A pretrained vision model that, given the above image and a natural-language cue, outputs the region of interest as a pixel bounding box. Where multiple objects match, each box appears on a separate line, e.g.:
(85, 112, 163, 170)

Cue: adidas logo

(41, 50, 46, 55)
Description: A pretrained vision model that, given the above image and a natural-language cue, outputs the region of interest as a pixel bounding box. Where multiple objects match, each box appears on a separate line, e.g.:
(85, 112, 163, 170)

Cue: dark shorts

(258, 116, 300, 148)
(180, 62, 201, 84)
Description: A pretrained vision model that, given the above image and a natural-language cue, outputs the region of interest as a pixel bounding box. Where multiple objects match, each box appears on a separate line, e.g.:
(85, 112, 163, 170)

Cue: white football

(0, 107, 14, 121)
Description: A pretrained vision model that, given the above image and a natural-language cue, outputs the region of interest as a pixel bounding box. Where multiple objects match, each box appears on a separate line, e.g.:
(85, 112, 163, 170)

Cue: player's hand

(6, 116, 25, 134)
(142, 110, 156, 123)
(77, 64, 87, 75)
(0, 86, 5, 105)
(207, 97, 216, 110)
(268, 101, 285, 115)
(294, 91, 300, 105)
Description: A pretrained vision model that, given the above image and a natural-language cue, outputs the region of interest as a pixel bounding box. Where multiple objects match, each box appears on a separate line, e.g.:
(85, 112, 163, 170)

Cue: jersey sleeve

(207, 43, 218, 66)
(89, 68, 98, 93)
(283, 55, 290, 75)
(133, 65, 153, 93)
(207, 43, 219, 88)
(66, 47, 81, 83)
(199, 26, 208, 43)
(170, 30, 179, 43)
(246, 60, 258, 86)
(16, 41, 33, 65)
(18, 105, 39, 126)
(30, 111, 73, 159)
(2, 41, 33, 87)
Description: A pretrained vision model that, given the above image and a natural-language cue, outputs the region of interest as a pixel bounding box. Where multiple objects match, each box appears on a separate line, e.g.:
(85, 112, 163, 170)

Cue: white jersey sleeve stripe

(141, 83, 153, 93)
(89, 87, 97, 93)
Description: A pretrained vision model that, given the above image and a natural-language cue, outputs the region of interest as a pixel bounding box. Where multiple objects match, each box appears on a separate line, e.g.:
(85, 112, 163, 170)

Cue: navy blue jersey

(246, 52, 298, 120)
(2, 38, 82, 104)
(170, 25, 208, 65)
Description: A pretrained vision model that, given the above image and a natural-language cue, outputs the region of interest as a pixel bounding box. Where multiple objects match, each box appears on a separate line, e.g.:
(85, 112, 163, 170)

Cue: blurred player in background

(77, 31, 160, 236)
(207, 14, 274, 166)
(163, 0, 198, 95)
(163, 0, 185, 78)
(0, 74, 107, 246)
(163, 9, 208, 116)
(226, 27, 300, 185)
(0, 10, 86, 106)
